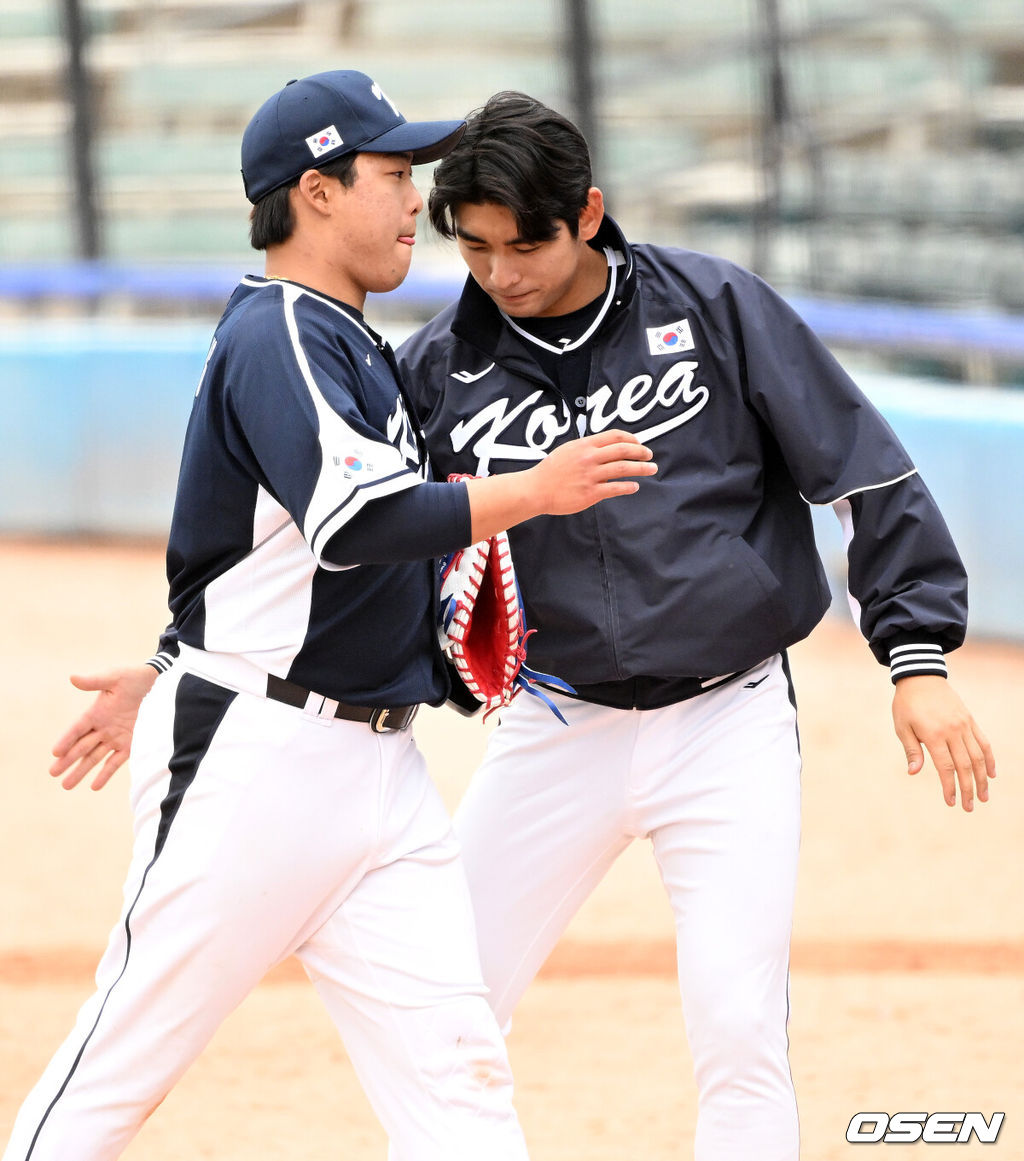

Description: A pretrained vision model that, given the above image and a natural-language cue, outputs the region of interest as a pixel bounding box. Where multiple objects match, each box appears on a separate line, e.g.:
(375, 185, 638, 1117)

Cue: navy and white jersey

(398, 215, 967, 687)
(163, 276, 469, 707)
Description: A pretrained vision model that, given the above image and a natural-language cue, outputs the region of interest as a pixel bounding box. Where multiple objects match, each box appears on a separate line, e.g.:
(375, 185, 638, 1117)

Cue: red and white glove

(438, 531, 529, 717)
(438, 479, 574, 723)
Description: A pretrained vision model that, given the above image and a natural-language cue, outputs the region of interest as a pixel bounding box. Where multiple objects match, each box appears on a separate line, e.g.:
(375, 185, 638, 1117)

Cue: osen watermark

(847, 1112, 1005, 1144)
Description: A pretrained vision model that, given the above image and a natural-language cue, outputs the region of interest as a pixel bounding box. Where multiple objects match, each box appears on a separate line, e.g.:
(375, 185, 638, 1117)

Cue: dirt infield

(1, 539, 1021, 1159)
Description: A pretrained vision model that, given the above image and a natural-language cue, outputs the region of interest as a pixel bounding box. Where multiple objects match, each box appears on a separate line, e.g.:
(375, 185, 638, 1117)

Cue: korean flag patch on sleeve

(646, 317, 695, 356)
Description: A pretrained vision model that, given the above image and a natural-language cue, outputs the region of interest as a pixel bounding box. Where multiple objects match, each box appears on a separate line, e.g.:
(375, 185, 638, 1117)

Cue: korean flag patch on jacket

(646, 317, 695, 356)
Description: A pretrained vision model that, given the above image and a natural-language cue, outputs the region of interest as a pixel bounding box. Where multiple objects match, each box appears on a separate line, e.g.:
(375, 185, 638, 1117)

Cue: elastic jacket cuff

(889, 642, 948, 684)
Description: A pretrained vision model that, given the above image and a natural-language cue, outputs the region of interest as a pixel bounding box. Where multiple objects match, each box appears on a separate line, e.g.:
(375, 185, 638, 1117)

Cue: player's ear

(294, 169, 333, 217)
(577, 188, 605, 243)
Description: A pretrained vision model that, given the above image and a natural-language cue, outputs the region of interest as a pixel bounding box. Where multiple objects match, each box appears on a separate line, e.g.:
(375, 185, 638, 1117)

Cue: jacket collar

(449, 213, 636, 366)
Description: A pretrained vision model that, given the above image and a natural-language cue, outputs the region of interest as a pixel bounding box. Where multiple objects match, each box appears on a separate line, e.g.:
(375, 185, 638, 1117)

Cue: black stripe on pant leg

(154, 673, 238, 857)
(778, 651, 801, 1152)
(780, 649, 801, 754)
(23, 673, 237, 1159)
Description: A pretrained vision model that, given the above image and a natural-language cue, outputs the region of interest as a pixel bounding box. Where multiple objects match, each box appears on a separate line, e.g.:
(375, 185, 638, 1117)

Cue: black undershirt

(509, 273, 611, 406)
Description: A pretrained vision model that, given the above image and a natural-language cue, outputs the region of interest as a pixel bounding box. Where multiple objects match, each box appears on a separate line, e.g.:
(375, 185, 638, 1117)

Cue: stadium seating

(0, 0, 1022, 324)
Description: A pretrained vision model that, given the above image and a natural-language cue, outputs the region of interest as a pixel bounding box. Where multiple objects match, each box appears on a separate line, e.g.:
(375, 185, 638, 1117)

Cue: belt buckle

(370, 705, 417, 733)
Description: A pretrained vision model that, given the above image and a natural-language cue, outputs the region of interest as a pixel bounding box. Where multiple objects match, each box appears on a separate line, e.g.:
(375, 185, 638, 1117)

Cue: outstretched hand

(892, 675, 995, 811)
(49, 666, 158, 791)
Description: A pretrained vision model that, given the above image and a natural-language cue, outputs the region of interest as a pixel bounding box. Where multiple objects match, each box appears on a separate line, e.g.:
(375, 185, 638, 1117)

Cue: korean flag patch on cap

(646, 317, 695, 356)
(306, 124, 344, 158)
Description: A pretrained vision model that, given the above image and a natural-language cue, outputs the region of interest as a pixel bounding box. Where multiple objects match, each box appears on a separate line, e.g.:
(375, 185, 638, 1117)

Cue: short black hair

(428, 92, 593, 243)
(248, 152, 359, 250)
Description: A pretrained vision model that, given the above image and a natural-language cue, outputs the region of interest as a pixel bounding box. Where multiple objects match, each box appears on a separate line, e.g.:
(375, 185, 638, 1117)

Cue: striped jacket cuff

(145, 650, 175, 675)
(889, 642, 948, 684)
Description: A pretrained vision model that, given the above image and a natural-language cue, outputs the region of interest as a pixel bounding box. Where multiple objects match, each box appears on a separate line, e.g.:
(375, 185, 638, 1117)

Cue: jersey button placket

(574, 397, 587, 436)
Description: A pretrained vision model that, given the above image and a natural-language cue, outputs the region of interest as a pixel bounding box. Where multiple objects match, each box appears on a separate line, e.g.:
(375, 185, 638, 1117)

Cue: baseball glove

(438, 526, 574, 724)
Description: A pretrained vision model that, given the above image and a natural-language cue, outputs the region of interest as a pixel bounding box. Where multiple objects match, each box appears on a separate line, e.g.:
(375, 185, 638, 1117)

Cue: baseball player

(43, 93, 994, 1161)
(393, 93, 995, 1161)
(2, 75, 655, 1161)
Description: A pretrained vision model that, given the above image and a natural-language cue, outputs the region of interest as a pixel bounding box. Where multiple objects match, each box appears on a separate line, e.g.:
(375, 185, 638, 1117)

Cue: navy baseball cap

(241, 70, 466, 203)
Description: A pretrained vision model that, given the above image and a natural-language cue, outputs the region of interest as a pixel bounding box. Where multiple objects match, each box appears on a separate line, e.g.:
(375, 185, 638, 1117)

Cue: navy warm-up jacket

(397, 215, 968, 687)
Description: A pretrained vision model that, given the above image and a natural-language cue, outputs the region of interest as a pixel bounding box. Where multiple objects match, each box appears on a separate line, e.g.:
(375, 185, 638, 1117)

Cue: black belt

(265, 674, 418, 733)
(556, 670, 747, 711)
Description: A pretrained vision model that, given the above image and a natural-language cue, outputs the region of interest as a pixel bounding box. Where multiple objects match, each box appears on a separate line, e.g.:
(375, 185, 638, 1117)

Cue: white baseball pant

(454, 654, 802, 1161)
(3, 661, 528, 1161)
